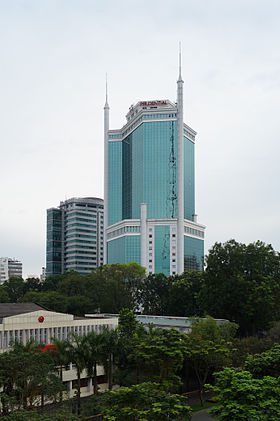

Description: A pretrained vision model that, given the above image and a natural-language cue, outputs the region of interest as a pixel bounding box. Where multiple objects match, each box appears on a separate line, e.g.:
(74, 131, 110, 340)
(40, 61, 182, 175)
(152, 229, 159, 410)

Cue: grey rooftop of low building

(0, 303, 45, 322)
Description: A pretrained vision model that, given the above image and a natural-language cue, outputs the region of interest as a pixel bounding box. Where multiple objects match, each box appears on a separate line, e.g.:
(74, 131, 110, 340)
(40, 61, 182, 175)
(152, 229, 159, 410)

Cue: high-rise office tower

(0, 258, 23, 283)
(46, 197, 104, 276)
(104, 59, 205, 275)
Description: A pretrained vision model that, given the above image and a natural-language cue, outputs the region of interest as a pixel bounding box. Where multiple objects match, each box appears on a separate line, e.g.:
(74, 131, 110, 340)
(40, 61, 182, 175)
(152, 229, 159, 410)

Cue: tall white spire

(177, 44, 185, 274)
(178, 42, 183, 82)
(104, 74, 110, 264)
(105, 73, 109, 108)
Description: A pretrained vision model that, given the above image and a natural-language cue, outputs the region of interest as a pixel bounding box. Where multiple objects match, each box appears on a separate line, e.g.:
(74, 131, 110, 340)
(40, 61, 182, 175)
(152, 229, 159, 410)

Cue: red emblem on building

(38, 315, 45, 323)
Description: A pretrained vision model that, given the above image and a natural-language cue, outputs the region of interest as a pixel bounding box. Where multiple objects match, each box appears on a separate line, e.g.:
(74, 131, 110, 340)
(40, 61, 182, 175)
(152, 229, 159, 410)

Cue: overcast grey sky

(1, 0, 280, 276)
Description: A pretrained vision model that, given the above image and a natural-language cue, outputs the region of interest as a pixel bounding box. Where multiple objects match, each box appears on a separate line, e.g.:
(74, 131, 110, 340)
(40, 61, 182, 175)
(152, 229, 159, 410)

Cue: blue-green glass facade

(108, 142, 122, 225)
(46, 208, 62, 276)
(108, 236, 140, 264)
(184, 236, 204, 271)
(108, 120, 179, 221)
(154, 225, 170, 275)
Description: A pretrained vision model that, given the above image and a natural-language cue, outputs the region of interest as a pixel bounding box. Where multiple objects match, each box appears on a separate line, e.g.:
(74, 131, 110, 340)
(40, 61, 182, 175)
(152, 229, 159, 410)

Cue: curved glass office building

(104, 70, 205, 275)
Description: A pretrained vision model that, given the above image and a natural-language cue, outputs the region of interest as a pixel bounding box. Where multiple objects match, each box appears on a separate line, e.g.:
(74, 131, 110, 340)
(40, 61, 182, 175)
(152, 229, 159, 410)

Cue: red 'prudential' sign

(139, 100, 167, 107)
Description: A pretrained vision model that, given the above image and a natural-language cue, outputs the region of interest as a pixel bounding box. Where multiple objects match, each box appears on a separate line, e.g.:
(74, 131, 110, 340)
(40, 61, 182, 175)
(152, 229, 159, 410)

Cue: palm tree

(66, 334, 87, 415)
(100, 328, 119, 390)
(50, 338, 71, 402)
(83, 331, 103, 395)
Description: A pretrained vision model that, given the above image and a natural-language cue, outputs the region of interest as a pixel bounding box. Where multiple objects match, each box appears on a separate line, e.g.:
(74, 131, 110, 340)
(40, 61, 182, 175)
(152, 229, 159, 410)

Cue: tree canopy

(209, 368, 280, 421)
(203, 240, 280, 334)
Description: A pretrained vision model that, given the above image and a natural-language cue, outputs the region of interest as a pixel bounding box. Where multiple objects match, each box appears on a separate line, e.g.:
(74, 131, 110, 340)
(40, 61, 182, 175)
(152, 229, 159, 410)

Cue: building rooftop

(0, 303, 45, 322)
(126, 99, 176, 122)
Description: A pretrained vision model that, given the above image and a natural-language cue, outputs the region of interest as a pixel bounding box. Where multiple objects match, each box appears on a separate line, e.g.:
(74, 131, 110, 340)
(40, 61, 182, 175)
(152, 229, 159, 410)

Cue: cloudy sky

(1, 0, 280, 276)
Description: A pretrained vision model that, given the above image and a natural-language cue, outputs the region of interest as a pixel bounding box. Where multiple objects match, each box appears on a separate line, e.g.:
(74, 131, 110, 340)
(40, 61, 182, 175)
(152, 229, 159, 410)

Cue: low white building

(0, 303, 118, 398)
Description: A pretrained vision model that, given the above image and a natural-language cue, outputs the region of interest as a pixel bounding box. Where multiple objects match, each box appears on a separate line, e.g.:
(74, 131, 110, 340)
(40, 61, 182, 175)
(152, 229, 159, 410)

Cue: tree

(232, 336, 272, 368)
(92, 263, 145, 312)
(208, 368, 280, 420)
(0, 285, 10, 302)
(84, 331, 103, 395)
(116, 309, 145, 386)
(185, 317, 237, 404)
(100, 328, 119, 390)
(137, 273, 170, 315)
(167, 271, 205, 317)
(204, 240, 280, 335)
(66, 295, 93, 316)
(267, 320, 280, 344)
(118, 308, 141, 338)
(21, 291, 69, 313)
(132, 328, 187, 386)
(4, 277, 26, 302)
(245, 344, 280, 378)
(0, 342, 63, 414)
(49, 339, 71, 402)
(85, 382, 191, 420)
(64, 335, 87, 415)
(25, 277, 42, 292)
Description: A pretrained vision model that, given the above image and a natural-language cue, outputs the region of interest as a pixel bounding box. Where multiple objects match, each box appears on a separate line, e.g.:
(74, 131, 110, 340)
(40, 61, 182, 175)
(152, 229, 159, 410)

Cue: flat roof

(0, 303, 45, 322)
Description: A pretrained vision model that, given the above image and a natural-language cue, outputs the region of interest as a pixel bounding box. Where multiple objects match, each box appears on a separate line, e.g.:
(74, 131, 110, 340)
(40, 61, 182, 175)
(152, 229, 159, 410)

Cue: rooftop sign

(139, 100, 168, 107)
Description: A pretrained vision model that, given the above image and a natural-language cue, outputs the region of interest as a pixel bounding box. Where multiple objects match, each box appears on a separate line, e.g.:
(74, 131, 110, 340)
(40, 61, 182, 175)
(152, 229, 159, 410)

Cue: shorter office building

(0, 258, 22, 284)
(0, 303, 118, 398)
(46, 197, 104, 277)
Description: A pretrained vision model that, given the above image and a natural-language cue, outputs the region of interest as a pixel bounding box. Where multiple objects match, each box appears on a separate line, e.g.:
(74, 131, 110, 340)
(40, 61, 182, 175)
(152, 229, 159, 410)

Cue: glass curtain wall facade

(106, 91, 205, 275)
(46, 197, 104, 277)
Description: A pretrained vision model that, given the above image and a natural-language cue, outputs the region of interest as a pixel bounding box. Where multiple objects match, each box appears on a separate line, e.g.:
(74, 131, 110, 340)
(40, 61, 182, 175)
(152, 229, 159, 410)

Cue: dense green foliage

(0, 342, 63, 414)
(2, 240, 280, 336)
(204, 240, 280, 335)
(245, 344, 280, 378)
(85, 382, 191, 420)
(185, 317, 237, 401)
(2, 240, 280, 417)
(209, 368, 280, 420)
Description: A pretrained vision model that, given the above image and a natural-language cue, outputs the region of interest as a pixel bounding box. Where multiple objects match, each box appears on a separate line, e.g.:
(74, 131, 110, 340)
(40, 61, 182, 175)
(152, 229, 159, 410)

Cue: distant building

(40, 267, 46, 282)
(0, 258, 23, 284)
(0, 303, 118, 398)
(135, 314, 227, 332)
(104, 59, 205, 275)
(87, 313, 227, 333)
(46, 197, 104, 277)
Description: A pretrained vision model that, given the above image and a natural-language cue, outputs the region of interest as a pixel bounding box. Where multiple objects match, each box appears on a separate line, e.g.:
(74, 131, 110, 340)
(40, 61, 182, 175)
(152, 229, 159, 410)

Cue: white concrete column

(87, 378, 93, 393)
(68, 380, 73, 395)
(22, 329, 26, 345)
(140, 203, 148, 270)
(103, 81, 110, 264)
(177, 50, 185, 274)
(45, 328, 50, 344)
